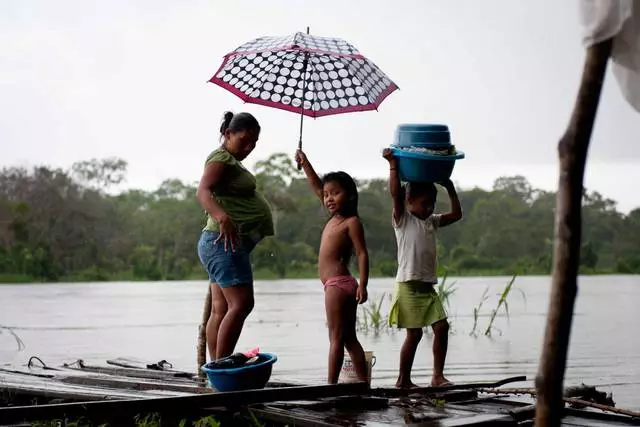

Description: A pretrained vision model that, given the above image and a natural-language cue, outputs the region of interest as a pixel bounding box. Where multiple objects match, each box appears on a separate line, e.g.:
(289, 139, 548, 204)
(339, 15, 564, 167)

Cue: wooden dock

(1, 356, 639, 426)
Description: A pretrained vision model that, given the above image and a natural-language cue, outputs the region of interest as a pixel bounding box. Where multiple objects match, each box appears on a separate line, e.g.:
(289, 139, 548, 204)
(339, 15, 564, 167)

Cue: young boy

(382, 148, 463, 388)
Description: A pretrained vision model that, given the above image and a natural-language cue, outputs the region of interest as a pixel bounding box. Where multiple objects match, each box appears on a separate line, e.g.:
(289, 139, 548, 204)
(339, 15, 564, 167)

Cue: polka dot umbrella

(208, 29, 399, 157)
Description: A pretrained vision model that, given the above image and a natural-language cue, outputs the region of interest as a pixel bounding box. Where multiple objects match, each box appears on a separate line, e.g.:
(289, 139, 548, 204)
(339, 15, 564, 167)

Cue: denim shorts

(197, 231, 257, 288)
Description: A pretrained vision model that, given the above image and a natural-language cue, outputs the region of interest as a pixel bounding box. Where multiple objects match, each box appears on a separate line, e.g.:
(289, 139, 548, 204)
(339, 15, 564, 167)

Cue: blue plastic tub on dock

(391, 147, 465, 183)
(394, 124, 452, 149)
(201, 353, 277, 392)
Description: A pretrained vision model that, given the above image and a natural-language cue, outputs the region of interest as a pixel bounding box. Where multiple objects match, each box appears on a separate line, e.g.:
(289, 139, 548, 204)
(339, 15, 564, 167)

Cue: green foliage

(31, 414, 224, 427)
(1, 155, 639, 283)
(436, 272, 457, 311)
(470, 286, 490, 338)
(357, 293, 390, 335)
(484, 273, 525, 337)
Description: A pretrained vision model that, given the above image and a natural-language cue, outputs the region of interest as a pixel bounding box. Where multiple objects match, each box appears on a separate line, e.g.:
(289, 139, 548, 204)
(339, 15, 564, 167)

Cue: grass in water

(436, 272, 457, 312)
(484, 273, 526, 337)
(0, 325, 25, 351)
(357, 292, 390, 335)
(469, 286, 490, 337)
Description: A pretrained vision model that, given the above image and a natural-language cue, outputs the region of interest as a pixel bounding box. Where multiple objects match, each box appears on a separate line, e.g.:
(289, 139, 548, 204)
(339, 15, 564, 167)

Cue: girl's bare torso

(317, 216, 355, 283)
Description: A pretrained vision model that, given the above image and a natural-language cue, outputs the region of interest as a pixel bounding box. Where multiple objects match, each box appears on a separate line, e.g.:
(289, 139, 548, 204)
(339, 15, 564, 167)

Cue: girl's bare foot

(395, 378, 419, 389)
(430, 375, 453, 387)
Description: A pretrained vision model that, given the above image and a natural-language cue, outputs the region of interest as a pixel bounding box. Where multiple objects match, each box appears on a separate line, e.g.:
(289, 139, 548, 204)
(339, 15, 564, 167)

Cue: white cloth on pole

(580, 0, 640, 112)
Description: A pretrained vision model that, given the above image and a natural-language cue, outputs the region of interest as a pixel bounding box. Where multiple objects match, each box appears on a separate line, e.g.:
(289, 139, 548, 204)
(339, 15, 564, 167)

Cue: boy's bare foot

(395, 379, 419, 389)
(430, 375, 453, 387)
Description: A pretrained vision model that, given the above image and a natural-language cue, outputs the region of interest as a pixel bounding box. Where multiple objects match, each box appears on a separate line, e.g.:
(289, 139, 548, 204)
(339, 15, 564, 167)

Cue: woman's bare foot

(430, 375, 453, 387)
(395, 378, 419, 389)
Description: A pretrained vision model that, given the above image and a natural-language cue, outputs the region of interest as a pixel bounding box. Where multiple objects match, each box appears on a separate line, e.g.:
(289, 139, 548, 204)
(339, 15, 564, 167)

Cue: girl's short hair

(322, 171, 359, 218)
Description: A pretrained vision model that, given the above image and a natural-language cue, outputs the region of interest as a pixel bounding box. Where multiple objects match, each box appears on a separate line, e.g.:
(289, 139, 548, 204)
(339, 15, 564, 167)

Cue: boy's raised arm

(438, 179, 463, 227)
(295, 149, 323, 202)
(382, 149, 405, 223)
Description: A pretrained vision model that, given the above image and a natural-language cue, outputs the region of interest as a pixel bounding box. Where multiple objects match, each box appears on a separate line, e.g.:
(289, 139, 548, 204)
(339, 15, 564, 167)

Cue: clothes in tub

(388, 280, 447, 329)
(393, 211, 442, 284)
(202, 148, 274, 241)
(324, 275, 359, 296)
(197, 231, 257, 288)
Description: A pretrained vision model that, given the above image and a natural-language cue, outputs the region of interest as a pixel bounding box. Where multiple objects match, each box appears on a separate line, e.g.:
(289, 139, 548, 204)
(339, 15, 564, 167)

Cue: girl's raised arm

(295, 149, 323, 202)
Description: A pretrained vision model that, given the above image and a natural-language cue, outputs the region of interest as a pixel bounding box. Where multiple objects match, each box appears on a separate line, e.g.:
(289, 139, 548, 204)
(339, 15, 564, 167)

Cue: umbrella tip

(306, 26, 310, 34)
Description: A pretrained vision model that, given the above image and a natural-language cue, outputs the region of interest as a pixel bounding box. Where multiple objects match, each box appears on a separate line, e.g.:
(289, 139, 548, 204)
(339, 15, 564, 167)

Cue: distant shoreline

(0, 269, 631, 285)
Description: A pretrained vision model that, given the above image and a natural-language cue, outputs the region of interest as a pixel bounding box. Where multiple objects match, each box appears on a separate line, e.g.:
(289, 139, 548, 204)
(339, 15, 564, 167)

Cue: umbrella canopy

(209, 31, 398, 118)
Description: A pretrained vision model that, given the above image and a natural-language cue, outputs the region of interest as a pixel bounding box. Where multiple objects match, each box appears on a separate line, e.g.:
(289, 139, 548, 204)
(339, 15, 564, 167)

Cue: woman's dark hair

(219, 111, 260, 139)
(322, 171, 359, 218)
(405, 181, 437, 204)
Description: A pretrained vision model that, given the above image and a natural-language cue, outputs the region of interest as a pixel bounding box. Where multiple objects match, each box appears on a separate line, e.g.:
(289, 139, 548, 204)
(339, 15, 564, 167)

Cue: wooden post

(534, 38, 613, 426)
(197, 285, 212, 377)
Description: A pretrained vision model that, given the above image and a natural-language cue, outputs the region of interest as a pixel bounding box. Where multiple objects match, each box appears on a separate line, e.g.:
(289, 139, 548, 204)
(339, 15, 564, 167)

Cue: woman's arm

(196, 161, 240, 251)
(295, 150, 323, 202)
(196, 162, 228, 221)
(348, 218, 369, 304)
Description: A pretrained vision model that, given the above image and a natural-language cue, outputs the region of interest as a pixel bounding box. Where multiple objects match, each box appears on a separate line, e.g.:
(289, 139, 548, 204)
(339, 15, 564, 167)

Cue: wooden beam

(250, 407, 340, 427)
(0, 382, 369, 425)
(370, 375, 526, 398)
(197, 285, 212, 377)
(534, 38, 613, 427)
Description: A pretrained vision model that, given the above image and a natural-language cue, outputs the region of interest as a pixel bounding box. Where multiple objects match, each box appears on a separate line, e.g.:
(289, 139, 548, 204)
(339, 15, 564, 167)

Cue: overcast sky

(1, 0, 639, 212)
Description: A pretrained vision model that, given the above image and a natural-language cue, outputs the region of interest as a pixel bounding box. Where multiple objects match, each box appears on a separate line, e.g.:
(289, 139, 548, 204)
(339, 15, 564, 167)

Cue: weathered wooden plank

(0, 366, 55, 379)
(407, 412, 516, 426)
(264, 395, 389, 412)
(58, 374, 211, 394)
(250, 407, 342, 427)
(62, 361, 198, 382)
(0, 372, 182, 402)
(0, 382, 370, 425)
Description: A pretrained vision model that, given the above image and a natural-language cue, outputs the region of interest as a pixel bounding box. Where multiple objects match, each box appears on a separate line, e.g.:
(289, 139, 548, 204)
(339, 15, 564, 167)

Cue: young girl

(295, 149, 370, 385)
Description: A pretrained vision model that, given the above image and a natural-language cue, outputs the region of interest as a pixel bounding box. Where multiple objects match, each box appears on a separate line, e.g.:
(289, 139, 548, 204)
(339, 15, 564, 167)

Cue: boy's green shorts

(388, 281, 447, 329)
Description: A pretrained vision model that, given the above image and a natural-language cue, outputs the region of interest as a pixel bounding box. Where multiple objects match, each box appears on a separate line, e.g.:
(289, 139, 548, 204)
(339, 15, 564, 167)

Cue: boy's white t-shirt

(393, 210, 442, 284)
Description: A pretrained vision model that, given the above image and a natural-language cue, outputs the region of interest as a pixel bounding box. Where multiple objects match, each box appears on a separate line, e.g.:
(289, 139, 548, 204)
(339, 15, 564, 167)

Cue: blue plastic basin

(201, 353, 277, 392)
(391, 148, 465, 183)
(394, 124, 451, 149)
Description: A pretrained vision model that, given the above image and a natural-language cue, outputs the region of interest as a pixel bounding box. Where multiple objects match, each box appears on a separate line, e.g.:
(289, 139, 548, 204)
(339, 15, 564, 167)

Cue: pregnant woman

(196, 111, 273, 360)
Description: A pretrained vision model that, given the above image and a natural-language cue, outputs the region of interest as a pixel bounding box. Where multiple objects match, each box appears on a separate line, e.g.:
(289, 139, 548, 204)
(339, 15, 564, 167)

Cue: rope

(27, 356, 46, 369)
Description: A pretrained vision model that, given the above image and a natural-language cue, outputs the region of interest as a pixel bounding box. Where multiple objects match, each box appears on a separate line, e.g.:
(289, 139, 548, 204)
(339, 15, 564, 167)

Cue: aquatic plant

(484, 273, 526, 337)
(469, 286, 490, 337)
(356, 292, 390, 335)
(0, 325, 25, 351)
(436, 272, 457, 312)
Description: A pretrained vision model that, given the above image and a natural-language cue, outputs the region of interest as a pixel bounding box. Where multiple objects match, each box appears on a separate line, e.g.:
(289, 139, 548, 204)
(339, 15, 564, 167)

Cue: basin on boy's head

(393, 123, 451, 149)
(390, 123, 464, 183)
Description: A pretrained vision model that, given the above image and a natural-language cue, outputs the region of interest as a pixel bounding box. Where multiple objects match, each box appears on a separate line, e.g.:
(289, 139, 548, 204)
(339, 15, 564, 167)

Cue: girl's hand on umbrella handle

(215, 213, 239, 252)
(295, 149, 307, 168)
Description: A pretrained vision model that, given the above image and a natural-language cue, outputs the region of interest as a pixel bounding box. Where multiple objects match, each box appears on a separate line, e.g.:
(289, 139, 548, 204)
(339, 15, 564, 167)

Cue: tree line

(1, 153, 639, 283)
